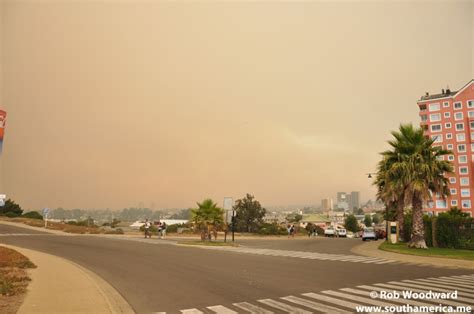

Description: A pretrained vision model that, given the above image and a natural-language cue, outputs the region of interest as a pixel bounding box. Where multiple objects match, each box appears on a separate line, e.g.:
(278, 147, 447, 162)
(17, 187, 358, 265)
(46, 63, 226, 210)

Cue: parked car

(362, 227, 377, 241)
(324, 227, 336, 237)
(336, 228, 347, 237)
(375, 229, 386, 239)
(346, 231, 354, 238)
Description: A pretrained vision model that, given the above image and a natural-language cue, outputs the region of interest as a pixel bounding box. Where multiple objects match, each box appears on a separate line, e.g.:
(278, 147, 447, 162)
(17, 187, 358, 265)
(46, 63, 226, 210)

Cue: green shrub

(5, 211, 20, 218)
(21, 211, 43, 220)
(435, 209, 473, 249)
(257, 223, 287, 235)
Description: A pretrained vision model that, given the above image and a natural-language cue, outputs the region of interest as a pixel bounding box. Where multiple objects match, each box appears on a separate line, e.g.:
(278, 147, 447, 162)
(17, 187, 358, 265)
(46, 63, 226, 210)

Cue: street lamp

(366, 172, 389, 241)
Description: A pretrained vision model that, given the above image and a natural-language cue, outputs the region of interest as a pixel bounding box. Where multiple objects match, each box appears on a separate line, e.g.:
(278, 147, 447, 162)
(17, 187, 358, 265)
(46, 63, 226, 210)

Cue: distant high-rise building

(321, 198, 333, 211)
(336, 192, 349, 210)
(350, 191, 360, 210)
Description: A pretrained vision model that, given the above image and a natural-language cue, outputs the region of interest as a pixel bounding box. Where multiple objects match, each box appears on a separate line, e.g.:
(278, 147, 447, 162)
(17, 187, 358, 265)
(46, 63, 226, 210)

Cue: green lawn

(177, 240, 239, 247)
(379, 242, 474, 261)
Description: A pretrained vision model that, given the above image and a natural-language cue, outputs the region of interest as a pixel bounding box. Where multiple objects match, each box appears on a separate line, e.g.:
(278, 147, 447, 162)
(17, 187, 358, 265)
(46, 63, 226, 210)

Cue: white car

(362, 227, 377, 241)
(324, 227, 336, 237)
(336, 228, 347, 237)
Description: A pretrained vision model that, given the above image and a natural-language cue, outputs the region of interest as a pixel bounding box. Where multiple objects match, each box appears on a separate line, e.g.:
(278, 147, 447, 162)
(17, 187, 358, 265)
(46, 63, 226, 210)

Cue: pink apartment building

(418, 79, 474, 217)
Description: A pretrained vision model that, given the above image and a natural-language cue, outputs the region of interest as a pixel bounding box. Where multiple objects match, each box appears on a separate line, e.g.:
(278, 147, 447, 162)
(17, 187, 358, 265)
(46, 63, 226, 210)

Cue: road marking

(257, 299, 311, 313)
(232, 302, 274, 314)
(281, 295, 351, 313)
(346, 286, 446, 308)
(207, 305, 238, 313)
(303, 292, 365, 310)
(375, 283, 472, 307)
(181, 309, 203, 314)
(322, 289, 398, 307)
(401, 279, 474, 296)
(426, 277, 474, 287)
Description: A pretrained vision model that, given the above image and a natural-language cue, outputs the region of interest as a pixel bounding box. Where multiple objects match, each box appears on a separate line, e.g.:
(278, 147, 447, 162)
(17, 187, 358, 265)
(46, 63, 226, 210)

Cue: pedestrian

(144, 219, 151, 239)
(312, 226, 318, 237)
(290, 224, 295, 238)
(287, 224, 292, 238)
(157, 222, 163, 239)
(161, 222, 167, 238)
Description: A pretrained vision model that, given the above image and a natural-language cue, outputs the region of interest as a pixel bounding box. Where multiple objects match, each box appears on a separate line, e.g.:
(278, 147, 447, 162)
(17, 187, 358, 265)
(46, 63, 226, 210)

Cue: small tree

(234, 194, 266, 233)
(372, 214, 381, 225)
(286, 213, 303, 224)
(191, 199, 224, 241)
(344, 214, 360, 233)
(364, 214, 373, 227)
(0, 199, 23, 217)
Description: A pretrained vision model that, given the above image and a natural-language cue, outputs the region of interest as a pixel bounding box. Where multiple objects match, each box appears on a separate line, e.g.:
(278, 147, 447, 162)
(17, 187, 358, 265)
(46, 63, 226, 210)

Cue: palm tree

(378, 124, 452, 249)
(191, 199, 224, 241)
(374, 155, 407, 241)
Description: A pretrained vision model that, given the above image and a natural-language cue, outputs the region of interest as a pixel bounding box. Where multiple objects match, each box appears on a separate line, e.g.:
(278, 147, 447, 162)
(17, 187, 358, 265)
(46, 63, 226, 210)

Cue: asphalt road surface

(1, 224, 472, 313)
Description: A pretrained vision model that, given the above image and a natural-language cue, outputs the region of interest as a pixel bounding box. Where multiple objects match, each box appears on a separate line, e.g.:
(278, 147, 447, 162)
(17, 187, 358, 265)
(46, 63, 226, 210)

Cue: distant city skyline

(1, 1, 473, 210)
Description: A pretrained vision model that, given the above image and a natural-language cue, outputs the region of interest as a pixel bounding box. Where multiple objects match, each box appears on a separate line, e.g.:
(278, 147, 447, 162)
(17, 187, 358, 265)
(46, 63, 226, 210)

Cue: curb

(3, 244, 135, 314)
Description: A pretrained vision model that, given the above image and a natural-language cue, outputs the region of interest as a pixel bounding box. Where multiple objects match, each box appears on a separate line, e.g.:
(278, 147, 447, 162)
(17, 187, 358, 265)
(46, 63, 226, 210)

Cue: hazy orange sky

(0, 1, 473, 210)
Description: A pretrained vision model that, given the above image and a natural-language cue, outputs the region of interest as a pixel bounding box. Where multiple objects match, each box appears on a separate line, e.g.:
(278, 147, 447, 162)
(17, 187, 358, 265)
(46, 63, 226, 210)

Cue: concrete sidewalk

(3, 244, 134, 314)
(0, 220, 75, 235)
(351, 240, 474, 270)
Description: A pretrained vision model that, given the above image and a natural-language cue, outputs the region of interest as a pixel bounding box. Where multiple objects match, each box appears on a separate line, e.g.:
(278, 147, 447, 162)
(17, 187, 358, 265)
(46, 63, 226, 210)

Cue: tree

(354, 208, 364, 215)
(364, 214, 373, 227)
(234, 194, 266, 233)
(191, 199, 224, 241)
(344, 214, 360, 233)
(169, 209, 192, 220)
(0, 199, 23, 217)
(372, 214, 381, 225)
(286, 213, 303, 224)
(378, 124, 452, 249)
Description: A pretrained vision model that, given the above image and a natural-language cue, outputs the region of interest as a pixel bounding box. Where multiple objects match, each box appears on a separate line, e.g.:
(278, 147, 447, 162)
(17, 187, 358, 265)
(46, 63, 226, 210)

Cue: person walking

(144, 219, 151, 239)
(161, 222, 167, 238)
(290, 224, 295, 238)
(157, 222, 163, 239)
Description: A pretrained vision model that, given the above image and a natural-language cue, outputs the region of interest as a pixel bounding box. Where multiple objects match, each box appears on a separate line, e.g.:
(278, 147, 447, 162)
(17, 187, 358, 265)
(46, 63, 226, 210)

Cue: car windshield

(365, 228, 374, 232)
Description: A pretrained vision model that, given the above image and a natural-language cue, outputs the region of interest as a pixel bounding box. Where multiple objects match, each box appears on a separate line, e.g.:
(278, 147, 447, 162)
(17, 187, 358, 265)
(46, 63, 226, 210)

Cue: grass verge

(0, 246, 37, 314)
(379, 242, 474, 261)
(178, 240, 239, 247)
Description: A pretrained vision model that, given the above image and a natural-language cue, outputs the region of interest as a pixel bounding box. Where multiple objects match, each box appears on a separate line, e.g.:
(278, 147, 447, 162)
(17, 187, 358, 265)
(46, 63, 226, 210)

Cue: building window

(443, 102, 450, 108)
(431, 124, 442, 132)
(471, 132, 474, 140)
(460, 177, 469, 186)
(459, 166, 469, 174)
(447, 144, 454, 150)
(468, 100, 474, 108)
(461, 189, 470, 197)
(430, 113, 441, 122)
(445, 123, 452, 129)
(459, 155, 468, 163)
(469, 111, 474, 119)
(449, 177, 456, 184)
(436, 155, 444, 161)
(450, 188, 457, 195)
(456, 123, 464, 131)
(421, 115, 428, 122)
(435, 200, 447, 209)
(429, 103, 441, 111)
(458, 144, 466, 152)
(454, 102, 462, 110)
(432, 135, 442, 143)
(448, 155, 454, 161)
(451, 200, 458, 206)
(471, 143, 474, 152)
(456, 133, 465, 142)
(455, 112, 463, 120)
(444, 112, 451, 118)
(446, 133, 453, 139)
(462, 200, 471, 209)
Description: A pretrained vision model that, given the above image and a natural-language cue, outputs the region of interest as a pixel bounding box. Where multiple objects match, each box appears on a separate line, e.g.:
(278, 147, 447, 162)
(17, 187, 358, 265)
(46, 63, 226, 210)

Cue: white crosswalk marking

(207, 305, 238, 313)
(181, 309, 203, 314)
(303, 292, 366, 310)
(172, 274, 474, 314)
(281, 295, 351, 314)
(257, 299, 311, 313)
(233, 302, 274, 314)
(375, 283, 472, 307)
(353, 286, 441, 308)
(322, 289, 397, 307)
(401, 279, 474, 296)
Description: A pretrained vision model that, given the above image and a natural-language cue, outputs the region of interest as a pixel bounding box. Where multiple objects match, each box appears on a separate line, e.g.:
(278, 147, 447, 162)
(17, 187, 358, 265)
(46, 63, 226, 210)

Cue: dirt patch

(0, 246, 36, 313)
(0, 217, 103, 234)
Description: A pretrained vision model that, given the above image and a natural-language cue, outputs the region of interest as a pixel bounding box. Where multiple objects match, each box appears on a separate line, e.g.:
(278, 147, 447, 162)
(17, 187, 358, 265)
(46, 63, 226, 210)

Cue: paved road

(1, 224, 472, 313)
